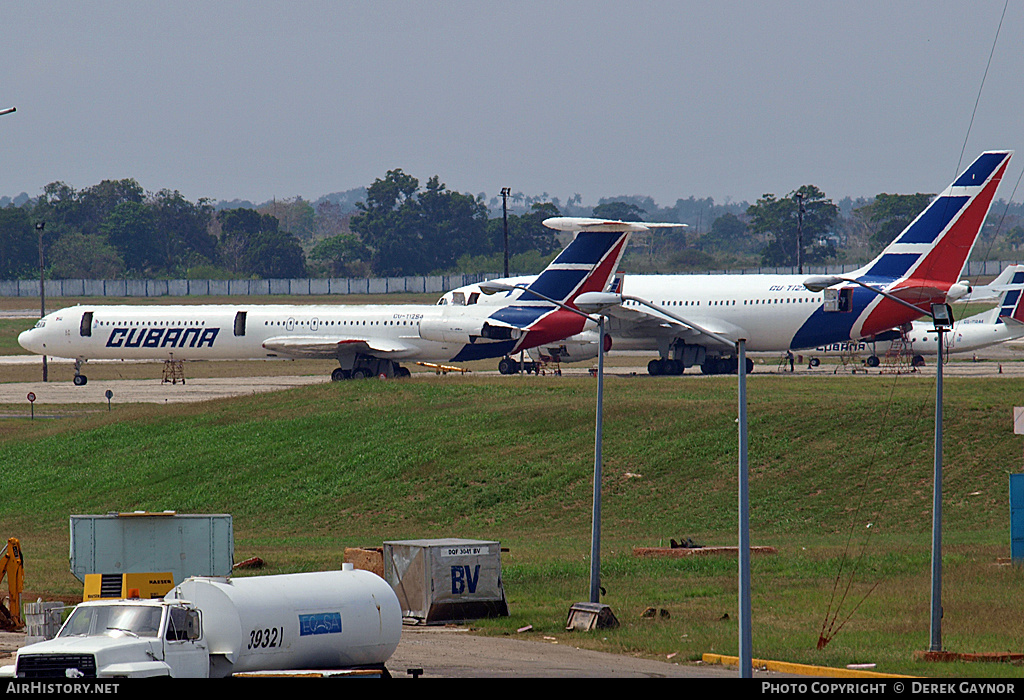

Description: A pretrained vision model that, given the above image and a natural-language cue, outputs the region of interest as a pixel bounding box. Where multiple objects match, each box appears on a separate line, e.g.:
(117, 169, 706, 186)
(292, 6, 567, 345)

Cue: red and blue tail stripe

(791, 150, 1012, 348)
(449, 229, 630, 361)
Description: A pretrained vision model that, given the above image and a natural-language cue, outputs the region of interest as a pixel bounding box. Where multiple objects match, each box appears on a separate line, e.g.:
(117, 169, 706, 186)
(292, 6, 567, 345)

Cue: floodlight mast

(803, 275, 951, 652)
(576, 290, 753, 678)
(480, 281, 607, 606)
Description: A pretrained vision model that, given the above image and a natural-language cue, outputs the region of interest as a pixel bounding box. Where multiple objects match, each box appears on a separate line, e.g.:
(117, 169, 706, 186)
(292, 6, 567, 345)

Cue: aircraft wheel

(808, 357, 820, 368)
(331, 368, 349, 382)
(351, 367, 372, 379)
(498, 358, 518, 375)
(647, 359, 664, 376)
(745, 358, 754, 373)
(73, 374, 88, 386)
(396, 366, 411, 378)
(866, 355, 880, 368)
(912, 354, 926, 367)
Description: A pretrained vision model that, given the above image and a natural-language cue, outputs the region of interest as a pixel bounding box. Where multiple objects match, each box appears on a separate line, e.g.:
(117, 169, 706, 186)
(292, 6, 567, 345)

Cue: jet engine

(418, 314, 523, 344)
(526, 329, 607, 363)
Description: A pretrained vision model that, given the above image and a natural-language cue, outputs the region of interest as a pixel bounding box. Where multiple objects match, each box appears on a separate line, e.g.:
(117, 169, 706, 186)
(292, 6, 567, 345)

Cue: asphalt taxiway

(2, 354, 1023, 407)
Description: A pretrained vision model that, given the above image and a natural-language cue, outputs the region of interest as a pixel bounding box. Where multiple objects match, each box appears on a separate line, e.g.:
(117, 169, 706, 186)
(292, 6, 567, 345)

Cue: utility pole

(794, 192, 806, 274)
(36, 221, 47, 382)
(500, 187, 511, 277)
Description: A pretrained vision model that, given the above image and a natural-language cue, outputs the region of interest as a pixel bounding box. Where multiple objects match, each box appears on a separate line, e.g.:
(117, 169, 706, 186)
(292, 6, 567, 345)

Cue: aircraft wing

(261, 335, 418, 359)
(599, 304, 741, 349)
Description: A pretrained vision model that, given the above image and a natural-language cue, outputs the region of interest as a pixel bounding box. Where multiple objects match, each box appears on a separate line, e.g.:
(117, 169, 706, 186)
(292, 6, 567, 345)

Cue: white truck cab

(3, 598, 206, 679)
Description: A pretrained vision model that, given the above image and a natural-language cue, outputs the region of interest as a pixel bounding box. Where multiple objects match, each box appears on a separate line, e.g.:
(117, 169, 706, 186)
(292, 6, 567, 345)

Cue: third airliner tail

(997, 265, 1024, 325)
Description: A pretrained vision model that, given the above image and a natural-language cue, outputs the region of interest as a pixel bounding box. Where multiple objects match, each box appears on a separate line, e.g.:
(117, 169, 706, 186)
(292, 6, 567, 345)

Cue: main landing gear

(698, 356, 754, 376)
(497, 356, 542, 375)
(647, 358, 685, 375)
(331, 358, 410, 381)
(646, 355, 752, 376)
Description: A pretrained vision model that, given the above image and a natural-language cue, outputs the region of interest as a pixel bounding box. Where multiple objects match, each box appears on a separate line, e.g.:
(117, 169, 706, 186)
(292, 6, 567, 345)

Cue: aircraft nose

(18, 328, 42, 354)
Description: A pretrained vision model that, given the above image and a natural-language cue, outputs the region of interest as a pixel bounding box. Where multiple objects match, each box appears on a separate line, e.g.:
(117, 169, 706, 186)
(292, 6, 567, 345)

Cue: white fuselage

(452, 273, 844, 354)
(17, 302, 569, 364)
(610, 274, 830, 352)
(904, 314, 1024, 355)
(815, 301, 1024, 359)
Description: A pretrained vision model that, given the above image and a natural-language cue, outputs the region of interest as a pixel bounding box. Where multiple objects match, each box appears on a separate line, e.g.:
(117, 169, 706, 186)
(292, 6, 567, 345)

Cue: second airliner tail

(853, 150, 1012, 336)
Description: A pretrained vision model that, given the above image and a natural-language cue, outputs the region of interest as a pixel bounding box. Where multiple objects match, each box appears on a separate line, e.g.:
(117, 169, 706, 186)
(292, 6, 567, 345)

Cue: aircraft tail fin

(488, 218, 681, 350)
(852, 151, 1012, 290)
(980, 264, 1024, 296)
(518, 218, 682, 308)
(850, 151, 1012, 335)
(996, 265, 1024, 324)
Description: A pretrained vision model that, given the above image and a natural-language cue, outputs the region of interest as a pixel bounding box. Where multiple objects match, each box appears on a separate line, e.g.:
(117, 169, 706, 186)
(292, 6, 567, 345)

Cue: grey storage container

(69, 512, 233, 584)
(384, 539, 509, 624)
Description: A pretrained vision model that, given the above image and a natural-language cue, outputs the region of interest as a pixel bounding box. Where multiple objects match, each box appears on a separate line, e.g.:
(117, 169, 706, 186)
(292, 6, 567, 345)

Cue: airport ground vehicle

(1, 567, 401, 678)
(0, 538, 25, 631)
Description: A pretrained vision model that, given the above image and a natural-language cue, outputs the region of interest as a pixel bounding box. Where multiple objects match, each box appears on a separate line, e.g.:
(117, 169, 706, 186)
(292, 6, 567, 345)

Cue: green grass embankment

(1, 374, 1022, 676)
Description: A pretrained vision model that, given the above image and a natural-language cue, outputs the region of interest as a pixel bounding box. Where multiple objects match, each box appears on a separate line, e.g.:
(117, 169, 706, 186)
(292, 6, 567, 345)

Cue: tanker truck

(0, 565, 402, 678)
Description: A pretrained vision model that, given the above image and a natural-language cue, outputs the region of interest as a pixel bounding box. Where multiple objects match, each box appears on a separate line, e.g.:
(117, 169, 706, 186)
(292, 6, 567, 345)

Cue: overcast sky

(3, 1, 1023, 209)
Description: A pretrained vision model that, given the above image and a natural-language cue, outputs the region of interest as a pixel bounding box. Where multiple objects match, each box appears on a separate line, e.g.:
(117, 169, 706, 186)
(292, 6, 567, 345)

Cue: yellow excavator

(1, 537, 24, 631)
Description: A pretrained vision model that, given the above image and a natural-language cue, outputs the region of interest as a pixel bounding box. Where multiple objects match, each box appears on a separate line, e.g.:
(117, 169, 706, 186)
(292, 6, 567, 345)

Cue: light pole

(576, 291, 753, 676)
(500, 188, 511, 278)
(480, 281, 608, 605)
(804, 275, 952, 652)
(927, 302, 952, 652)
(794, 192, 806, 275)
(36, 221, 47, 382)
(736, 337, 751, 676)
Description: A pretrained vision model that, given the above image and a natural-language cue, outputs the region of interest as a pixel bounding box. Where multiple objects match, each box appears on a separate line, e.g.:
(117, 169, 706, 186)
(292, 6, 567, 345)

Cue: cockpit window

(451, 292, 466, 306)
(59, 605, 163, 639)
(33, 320, 45, 329)
(468, 292, 480, 305)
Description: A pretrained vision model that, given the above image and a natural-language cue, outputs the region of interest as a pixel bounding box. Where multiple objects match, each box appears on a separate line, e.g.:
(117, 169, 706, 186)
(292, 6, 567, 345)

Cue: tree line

(1, 171, 1022, 281)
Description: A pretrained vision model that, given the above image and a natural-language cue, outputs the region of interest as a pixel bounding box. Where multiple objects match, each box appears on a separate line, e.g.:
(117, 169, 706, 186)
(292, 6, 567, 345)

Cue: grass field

(1, 371, 1023, 677)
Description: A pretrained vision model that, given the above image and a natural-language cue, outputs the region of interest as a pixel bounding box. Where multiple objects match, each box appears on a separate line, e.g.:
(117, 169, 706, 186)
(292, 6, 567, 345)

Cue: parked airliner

(814, 264, 1024, 365)
(903, 263, 1024, 357)
(443, 150, 1013, 375)
(18, 219, 675, 384)
(955, 263, 1024, 303)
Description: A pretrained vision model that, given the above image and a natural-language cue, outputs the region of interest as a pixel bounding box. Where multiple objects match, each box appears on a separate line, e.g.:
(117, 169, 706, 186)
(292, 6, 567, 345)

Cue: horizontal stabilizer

(543, 217, 686, 233)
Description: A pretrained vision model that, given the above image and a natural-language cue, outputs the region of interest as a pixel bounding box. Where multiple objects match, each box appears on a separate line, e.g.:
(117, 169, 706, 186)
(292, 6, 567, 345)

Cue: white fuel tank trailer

(3, 566, 401, 679)
(169, 566, 402, 677)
